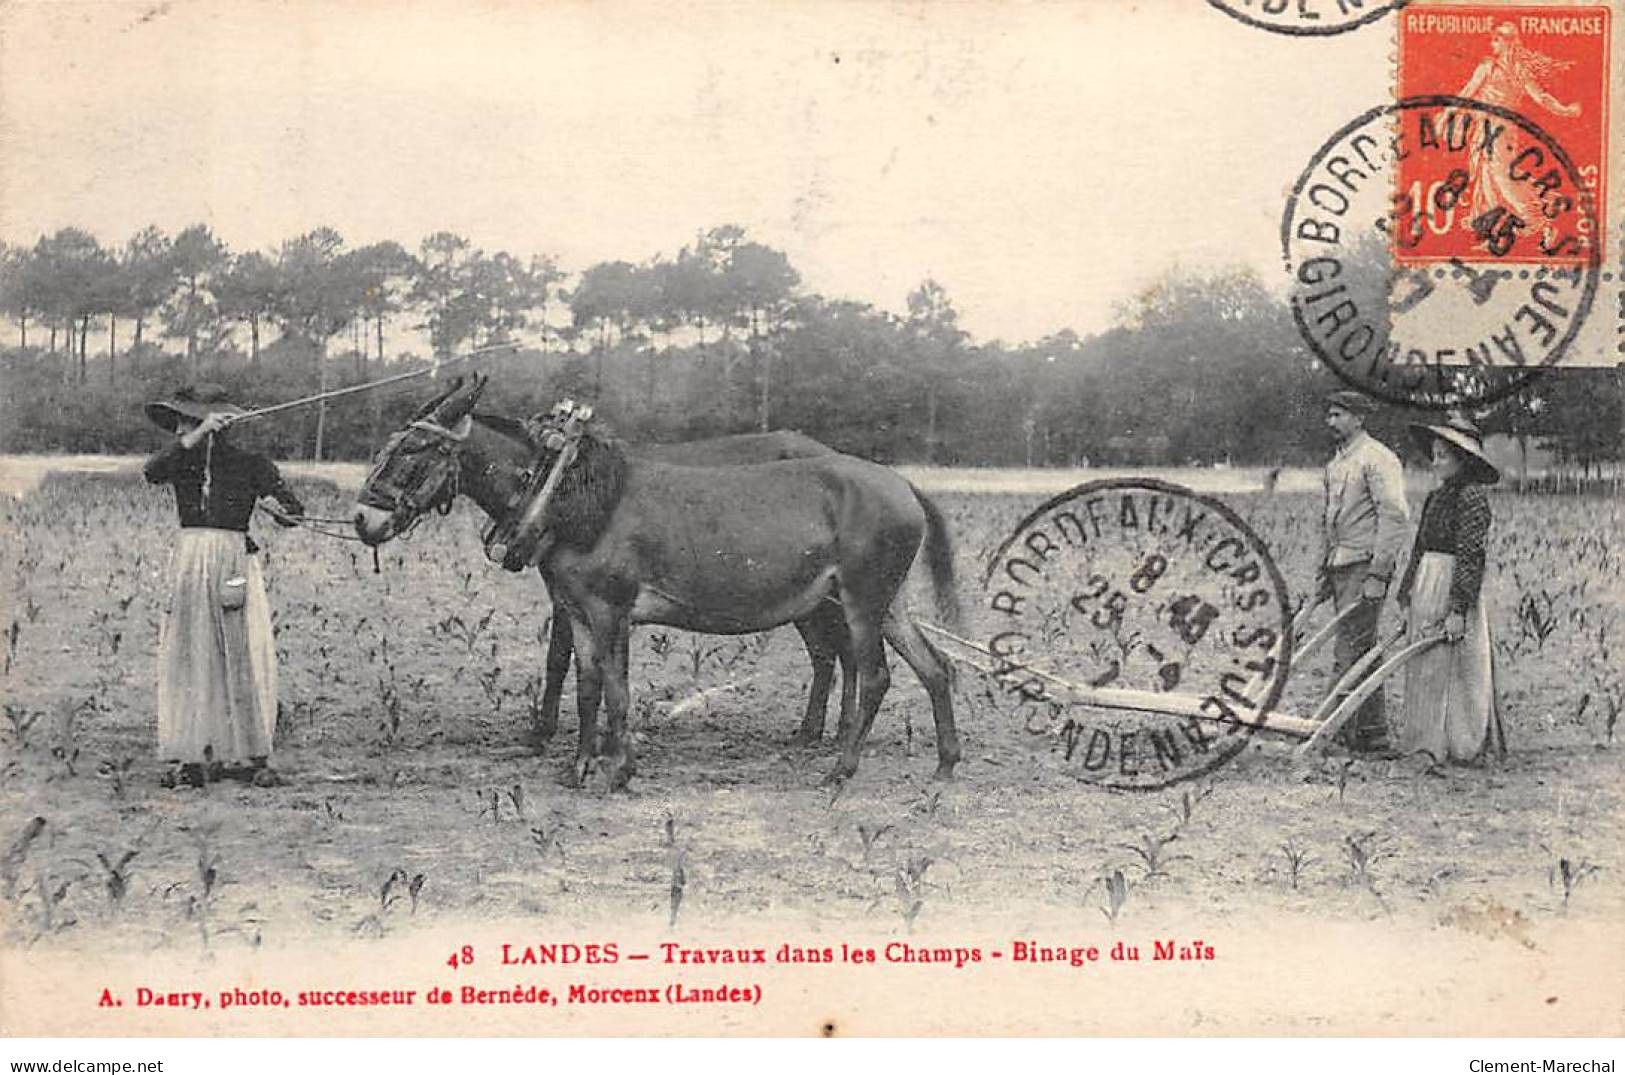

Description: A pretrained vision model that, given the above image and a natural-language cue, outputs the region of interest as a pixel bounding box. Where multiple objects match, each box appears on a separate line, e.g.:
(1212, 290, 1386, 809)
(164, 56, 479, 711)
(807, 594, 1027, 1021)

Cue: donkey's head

(352, 374, 488, 545)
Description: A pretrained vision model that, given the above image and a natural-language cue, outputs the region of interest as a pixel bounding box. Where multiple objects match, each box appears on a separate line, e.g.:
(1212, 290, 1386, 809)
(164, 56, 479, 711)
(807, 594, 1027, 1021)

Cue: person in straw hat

(1394, 414, 1506, 766)
(143, 384, 305, 788)
(1319, 390, 1410, 755)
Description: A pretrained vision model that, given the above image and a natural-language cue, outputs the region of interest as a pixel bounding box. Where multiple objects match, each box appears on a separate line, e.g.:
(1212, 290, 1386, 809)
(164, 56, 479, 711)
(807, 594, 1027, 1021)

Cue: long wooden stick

(221, 341, 521, 424)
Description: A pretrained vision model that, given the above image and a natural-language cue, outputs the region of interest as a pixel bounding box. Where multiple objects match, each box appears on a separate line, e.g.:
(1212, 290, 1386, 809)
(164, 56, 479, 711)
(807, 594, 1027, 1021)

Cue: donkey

(536, 429, 855, 749)
(353, 376, 960, 789)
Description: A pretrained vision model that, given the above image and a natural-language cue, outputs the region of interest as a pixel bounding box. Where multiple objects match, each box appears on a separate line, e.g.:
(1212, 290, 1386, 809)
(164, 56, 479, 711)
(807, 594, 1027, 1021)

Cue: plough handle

(1297, 632, 1447, 756)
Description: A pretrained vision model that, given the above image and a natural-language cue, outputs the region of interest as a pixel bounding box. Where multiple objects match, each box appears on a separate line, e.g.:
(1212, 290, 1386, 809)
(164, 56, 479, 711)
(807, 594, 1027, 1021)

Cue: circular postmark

(981, 479, 1293, 791)
(1283, 96, 1602, 410)
(1206, 0, 1406, 37)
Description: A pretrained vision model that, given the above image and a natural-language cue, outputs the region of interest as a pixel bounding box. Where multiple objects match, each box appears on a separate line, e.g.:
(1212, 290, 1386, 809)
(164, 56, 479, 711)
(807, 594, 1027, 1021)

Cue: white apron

(156, 529, 277, 764)
(1398, 552, 1503, 764)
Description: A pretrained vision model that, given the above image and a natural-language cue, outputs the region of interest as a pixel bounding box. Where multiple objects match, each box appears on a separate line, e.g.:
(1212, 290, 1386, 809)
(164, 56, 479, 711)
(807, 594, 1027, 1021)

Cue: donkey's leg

(568, 614, 603, 787)
(882, 604, 960, 780)
(598, 618, 636, 791)
(535, 610, 571, 746)
(834, 619, 857, 743)
(829, 610, 890, 783)
(791, 604, 844, 745)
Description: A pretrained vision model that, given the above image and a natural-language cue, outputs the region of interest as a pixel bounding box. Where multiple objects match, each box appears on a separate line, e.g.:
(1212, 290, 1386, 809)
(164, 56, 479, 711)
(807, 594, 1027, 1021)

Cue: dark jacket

(144, 439, 304, 532)
(1397, 477, 1491, 614)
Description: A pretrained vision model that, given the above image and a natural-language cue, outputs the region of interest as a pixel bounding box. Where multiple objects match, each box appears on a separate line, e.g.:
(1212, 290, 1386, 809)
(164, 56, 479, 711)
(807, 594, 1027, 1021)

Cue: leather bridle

(358, 414, 472, 535)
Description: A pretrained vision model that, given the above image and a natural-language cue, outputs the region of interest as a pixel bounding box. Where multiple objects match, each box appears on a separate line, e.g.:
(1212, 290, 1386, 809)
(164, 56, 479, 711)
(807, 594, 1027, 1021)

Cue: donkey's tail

(911, 484, 963, 632)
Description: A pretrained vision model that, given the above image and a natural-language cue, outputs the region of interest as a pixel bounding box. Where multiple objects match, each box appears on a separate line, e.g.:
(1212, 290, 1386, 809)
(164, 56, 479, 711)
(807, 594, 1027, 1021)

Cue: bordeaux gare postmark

(981, 480, 1292, 791)
(1282, 96, 1602, 411)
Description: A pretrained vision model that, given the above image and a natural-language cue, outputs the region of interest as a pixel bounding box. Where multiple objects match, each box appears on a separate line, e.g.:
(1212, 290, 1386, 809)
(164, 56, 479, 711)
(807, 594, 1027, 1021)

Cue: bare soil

(1, 467, 1620, 1034)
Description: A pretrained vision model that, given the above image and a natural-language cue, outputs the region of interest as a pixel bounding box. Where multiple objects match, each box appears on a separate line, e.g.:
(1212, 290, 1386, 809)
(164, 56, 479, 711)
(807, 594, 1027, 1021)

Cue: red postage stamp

(1395, 4, 1610, 265)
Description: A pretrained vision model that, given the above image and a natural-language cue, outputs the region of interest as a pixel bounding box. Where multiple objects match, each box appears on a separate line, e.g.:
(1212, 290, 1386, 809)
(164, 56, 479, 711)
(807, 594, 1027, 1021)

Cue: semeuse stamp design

(1396, 5, 1609, 265)
(1282, 97, 1602, 409)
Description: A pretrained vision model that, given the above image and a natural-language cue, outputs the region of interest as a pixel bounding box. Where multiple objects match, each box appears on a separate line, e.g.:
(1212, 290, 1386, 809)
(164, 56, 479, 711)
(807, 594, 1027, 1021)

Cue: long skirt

(156, 529, 277, 765)
(1397, 552, 1504, 764)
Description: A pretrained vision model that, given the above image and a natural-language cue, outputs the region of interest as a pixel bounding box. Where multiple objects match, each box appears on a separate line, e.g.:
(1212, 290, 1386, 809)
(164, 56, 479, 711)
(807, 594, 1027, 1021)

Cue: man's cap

(1325, 390, 1379, 416)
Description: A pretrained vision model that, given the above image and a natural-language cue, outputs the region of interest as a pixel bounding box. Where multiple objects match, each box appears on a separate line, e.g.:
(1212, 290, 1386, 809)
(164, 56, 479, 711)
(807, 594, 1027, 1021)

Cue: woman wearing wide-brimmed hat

(143, 385, 304, 788)
(1394, 415, 1506, 765)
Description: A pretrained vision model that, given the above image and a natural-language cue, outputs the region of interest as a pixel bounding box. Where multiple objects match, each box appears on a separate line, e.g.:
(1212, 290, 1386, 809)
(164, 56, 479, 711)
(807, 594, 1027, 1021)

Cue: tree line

(0, 221, 1618, 475)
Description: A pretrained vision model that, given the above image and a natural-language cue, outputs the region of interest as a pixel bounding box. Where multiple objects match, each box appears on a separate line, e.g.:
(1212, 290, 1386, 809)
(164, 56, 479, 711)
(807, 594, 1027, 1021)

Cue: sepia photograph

(0, 0, 1621, 1055)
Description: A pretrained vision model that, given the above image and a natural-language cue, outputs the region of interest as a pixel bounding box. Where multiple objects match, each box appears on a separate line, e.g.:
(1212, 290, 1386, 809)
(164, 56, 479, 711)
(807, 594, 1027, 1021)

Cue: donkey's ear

(435, 375, 490, 422)
(413, 377, 463, 421)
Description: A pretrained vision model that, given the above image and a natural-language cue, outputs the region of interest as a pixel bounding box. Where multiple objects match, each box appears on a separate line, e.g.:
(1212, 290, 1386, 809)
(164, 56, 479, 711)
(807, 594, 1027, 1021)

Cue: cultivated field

(1, 464, 1621, 1033)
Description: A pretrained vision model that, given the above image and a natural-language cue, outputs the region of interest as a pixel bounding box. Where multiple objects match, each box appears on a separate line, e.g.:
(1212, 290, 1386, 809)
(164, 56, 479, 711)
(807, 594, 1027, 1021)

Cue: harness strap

(484, 406, 589, 570)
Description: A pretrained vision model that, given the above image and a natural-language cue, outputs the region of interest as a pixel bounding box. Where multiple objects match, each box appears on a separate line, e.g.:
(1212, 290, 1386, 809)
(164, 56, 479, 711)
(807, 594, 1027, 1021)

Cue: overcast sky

(0, 0, 1393, 344)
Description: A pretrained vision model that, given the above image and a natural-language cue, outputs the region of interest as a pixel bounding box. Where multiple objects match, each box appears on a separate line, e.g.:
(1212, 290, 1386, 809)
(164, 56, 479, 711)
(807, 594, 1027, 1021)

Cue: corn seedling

(1342, 831, 1395, 912)
(49, 745, 81, 781)
(3, 704, 40, 751)
(478, 666, 504, 713)
(530, 820, 566, 862)
(911, 788, 944, 818)
(92, 850, 139, 908)
(1279, 840, 1314, 891)
(2, 816, 48, 899)
(25, 868, 78, 943)
(437, 609, 495, 654)
(97, 757, 136, 800)
(1334, 758, 1355, 804)
(476, 788, 505, 825)
(4, 619, 18, 675)
(685, 636, 725, 683)
(90, 609, 122, 656)
(668, 850, 687, 928)
(1420, 866, 1456, 900)
(1548, 856, 1601, 908)
(1166, 785, 1213, 832)
(185, 825, 224, 951)
(355, 867, 427, 937)
(516, 673, 550, 732)
(1116, 831, 1188, 882)
(1517, 589, 1559, 651)
(895, 855, 933, 933)
(1098, 868, 1130, 924)
(376, 673, 405, 747)
(45, 697, 90, 780)
(856, 823, 892, 863)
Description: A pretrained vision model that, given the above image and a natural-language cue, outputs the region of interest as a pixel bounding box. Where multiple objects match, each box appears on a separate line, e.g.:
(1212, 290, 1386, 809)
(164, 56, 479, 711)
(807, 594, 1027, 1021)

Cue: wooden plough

(918, 597, 1445, 757)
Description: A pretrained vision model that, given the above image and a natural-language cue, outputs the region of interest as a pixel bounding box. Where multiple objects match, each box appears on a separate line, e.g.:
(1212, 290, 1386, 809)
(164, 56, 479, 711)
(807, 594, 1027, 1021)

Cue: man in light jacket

(1320, 390, 1410, 754)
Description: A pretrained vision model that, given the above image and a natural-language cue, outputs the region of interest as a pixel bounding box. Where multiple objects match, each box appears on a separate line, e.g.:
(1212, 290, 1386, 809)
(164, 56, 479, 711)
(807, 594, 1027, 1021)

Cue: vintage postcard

(0, 0, 1621, 1045)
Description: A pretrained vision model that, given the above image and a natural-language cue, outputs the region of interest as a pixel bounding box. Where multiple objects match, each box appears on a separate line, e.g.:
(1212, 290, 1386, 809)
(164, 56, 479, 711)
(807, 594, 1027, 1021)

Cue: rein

(257, 505, 370, 541)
